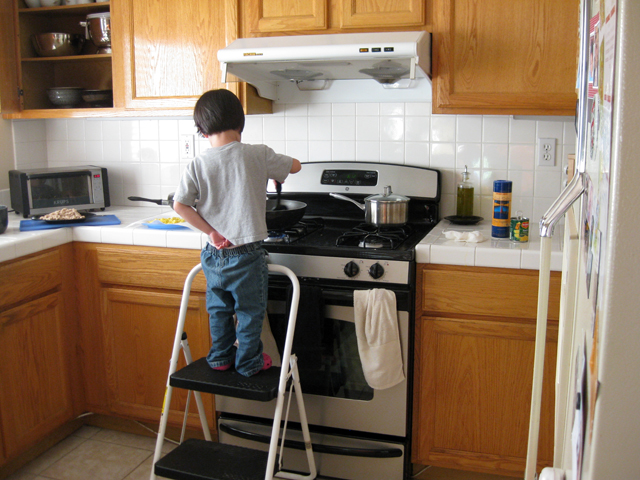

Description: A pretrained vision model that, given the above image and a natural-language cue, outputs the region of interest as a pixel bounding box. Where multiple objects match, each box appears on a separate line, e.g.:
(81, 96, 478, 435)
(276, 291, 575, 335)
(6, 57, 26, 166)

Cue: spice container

(456, 165, 474, 217)
(491, 180, 512, 238)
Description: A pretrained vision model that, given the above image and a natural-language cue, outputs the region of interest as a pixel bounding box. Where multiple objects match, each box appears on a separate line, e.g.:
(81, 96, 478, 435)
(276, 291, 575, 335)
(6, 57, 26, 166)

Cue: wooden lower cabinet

(0, 246, 79, 464)
(75, 243, 215, 431)
(0, 293, 74, 459)
(412, 264, 561, 477)
(100, 287, 212, 428)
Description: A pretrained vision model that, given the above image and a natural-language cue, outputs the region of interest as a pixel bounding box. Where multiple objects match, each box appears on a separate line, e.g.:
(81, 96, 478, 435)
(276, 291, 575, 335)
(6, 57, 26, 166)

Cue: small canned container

(510, 213, 529, 243)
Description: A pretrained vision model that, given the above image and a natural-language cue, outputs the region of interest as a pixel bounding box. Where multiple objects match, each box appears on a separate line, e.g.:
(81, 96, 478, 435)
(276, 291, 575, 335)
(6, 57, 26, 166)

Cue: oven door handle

(219, 422, 402, 458)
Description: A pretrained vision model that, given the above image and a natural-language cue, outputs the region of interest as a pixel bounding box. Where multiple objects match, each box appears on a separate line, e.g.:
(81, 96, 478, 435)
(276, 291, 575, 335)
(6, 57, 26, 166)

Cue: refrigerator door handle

(528, 0, 590, 478)
(539, 171, 586, 238)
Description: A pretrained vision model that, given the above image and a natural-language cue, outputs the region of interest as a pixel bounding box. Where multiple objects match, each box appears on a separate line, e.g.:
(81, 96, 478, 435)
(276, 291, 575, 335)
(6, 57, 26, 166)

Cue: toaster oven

(9, 165, 110, 218)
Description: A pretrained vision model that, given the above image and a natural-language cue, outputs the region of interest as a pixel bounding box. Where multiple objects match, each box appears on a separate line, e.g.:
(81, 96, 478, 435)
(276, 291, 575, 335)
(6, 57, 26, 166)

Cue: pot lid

(87, 12, 110, 19)
(366, 186, 410, 204)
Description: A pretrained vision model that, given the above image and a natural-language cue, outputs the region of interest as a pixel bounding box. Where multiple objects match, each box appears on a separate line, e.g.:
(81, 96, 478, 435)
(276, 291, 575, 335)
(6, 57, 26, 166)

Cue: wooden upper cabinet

(240, 0, 429, 36)
(245, 0, 328, 33)
(432, 0, 579, 115)
(112, 0, 232, 109)
(340, 0, 425, 29)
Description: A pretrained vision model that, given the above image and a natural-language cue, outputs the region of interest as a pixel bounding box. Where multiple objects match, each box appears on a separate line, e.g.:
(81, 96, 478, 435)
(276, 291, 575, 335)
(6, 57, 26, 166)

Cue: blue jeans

(201, 242, 268, 377)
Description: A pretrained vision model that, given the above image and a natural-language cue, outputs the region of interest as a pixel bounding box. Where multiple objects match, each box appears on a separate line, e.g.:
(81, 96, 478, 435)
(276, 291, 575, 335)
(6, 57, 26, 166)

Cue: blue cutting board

(20, 215, 121, 231)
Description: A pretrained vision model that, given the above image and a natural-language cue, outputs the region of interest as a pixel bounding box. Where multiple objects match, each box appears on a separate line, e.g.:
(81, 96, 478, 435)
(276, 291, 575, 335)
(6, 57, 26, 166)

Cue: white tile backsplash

(457, 116, 482, 143)
(483, 116, 510, 143)
(10, 104, 575, 223)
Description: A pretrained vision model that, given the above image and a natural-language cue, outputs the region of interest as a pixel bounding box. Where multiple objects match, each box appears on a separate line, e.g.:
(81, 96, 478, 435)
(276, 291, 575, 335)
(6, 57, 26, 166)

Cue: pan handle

(329, 193, 365, 211)
(128, 196, 167, 205)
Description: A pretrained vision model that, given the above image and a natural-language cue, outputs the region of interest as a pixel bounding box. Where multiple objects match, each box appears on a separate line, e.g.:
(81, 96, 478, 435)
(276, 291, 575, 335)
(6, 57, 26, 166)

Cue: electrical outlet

(181, 134, 194, 159)
(538, 138, 556, 166)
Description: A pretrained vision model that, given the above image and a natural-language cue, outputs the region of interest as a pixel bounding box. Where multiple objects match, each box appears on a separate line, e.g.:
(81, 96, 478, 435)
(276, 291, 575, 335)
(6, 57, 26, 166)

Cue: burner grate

(266, 218, 325, 243)
(336, 223, 414, 249)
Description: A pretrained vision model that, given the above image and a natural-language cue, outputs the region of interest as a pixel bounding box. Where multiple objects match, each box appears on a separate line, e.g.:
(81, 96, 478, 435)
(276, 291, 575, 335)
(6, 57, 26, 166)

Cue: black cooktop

(262, 216, 434, 261)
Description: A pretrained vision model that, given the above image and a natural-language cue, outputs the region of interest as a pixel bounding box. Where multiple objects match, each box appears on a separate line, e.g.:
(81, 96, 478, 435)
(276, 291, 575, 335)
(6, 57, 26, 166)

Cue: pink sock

(212, 363, 231, 371)
(262, 353, 272, 370)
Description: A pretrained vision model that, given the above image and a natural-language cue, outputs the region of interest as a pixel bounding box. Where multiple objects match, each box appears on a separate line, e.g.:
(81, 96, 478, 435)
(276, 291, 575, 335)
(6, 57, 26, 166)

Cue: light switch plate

(181, 134, 195, 159)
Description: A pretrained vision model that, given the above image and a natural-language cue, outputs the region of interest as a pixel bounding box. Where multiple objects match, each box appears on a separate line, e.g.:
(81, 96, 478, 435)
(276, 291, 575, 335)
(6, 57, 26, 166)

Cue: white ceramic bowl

(25, 0, 41, 7)
(46, 87, 83, 108)
(40, 0, 61, 6)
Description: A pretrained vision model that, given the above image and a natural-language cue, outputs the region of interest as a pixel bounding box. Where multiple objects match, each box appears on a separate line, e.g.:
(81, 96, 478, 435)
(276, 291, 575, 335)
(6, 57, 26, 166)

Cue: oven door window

(268, 291, 374, 401)
(29, 174, 92, 209)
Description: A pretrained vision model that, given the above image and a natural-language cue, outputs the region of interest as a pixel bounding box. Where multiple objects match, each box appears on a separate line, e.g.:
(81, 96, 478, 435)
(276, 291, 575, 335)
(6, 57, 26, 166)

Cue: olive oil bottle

(456, 165, 474, 217)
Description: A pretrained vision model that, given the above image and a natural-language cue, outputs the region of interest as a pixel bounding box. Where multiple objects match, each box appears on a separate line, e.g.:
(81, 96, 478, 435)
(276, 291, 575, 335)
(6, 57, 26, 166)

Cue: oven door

(215, 276, 411, 438)
(218, 413, 406, 480)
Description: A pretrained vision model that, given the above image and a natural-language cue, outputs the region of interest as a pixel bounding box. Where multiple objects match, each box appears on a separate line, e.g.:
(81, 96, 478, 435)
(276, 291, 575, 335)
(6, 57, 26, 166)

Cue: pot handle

(329, 193, 365, 211)
(128, 196, 166, 206)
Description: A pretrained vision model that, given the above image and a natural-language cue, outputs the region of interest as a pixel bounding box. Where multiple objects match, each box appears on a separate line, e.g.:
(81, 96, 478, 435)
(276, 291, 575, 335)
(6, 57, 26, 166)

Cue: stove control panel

(268, 253, 410, 285)
(321, 169, 378, 186)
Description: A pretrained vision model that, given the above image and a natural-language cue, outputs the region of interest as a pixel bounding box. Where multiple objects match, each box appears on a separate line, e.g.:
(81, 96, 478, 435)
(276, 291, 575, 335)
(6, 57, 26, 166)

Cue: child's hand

(210, 231, 232, 249)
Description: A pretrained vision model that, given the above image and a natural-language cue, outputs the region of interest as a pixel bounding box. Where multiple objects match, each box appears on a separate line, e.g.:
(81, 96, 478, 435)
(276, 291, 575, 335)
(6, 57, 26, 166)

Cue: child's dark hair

(194, 89, 245, 137)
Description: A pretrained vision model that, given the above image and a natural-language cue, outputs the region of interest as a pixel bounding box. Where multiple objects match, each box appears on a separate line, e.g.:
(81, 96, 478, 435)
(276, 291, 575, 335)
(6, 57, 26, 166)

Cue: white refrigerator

(526, 0, 640, 479)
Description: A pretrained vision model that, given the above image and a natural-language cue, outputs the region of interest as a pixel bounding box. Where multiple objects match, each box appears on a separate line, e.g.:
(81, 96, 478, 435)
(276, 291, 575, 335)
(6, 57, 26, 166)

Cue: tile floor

(412, 465, 513, 480)
(5, 425, 513, 480)
(5, 426, 176, 480)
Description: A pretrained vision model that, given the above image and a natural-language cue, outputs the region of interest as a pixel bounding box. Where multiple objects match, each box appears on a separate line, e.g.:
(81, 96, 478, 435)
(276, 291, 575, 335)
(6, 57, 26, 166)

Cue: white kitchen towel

(444, 230, 485, 242)
(353, 289, 405, 390)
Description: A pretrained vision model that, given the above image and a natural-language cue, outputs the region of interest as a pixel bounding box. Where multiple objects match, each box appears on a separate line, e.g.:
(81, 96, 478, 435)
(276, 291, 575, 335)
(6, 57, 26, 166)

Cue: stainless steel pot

(330, 186, 410, 226)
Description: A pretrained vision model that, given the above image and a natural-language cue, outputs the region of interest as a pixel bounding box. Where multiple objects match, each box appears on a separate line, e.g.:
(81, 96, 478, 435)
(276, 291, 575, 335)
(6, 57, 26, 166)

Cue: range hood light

(295, 80, 330, 91)
(359, 62, 410, 85)
(381, 78, 415, 89)
(270, 69, 324, 82)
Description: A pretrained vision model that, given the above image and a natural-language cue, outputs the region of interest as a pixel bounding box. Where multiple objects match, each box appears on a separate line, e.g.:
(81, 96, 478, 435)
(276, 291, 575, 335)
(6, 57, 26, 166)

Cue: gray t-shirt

(173, 142, 293, 245)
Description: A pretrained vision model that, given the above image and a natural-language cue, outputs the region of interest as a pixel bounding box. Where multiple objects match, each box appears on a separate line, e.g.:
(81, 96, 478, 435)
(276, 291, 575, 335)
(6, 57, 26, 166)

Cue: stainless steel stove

(217, 162, 440, 480)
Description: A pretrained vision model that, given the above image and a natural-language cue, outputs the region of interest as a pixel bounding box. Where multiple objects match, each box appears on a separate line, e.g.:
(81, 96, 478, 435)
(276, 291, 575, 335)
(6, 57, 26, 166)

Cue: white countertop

(416, 218, 564, 271)
(0, 207, 564, 271)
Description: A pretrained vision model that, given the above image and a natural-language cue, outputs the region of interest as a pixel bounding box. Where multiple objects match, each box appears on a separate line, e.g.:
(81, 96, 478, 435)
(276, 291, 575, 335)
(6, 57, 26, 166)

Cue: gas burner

(336, 223, 414, 249)
(358, 235, 392, 249)
(266, 217, 325, 244)
(265, 232, 291, 243)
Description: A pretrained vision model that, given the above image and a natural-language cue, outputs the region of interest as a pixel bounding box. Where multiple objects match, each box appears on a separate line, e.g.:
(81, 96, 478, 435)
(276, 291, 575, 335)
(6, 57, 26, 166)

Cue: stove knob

(369, 262, 385, 279)
(344, 261, 360, 278)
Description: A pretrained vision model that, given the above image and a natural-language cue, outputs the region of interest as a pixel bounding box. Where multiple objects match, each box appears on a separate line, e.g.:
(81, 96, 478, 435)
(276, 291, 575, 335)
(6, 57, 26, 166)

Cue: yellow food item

(153, 217, 185, 224)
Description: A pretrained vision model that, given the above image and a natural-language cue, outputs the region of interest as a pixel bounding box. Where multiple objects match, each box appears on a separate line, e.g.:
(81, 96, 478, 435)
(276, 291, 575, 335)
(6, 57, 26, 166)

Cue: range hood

(217, 31, 431, 104)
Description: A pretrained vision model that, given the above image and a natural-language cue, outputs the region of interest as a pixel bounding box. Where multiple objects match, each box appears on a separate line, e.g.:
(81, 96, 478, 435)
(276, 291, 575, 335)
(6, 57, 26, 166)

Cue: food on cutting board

(152, 217, 185, 224)
(39, 208, 85, 221)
